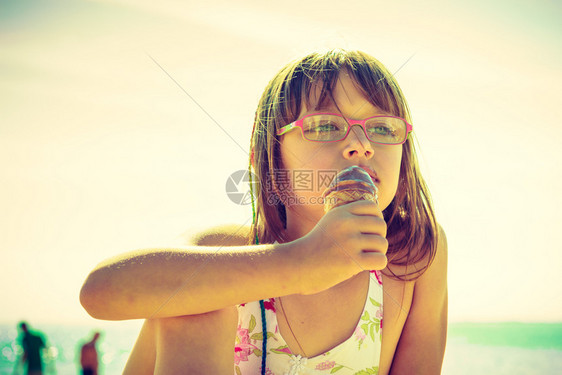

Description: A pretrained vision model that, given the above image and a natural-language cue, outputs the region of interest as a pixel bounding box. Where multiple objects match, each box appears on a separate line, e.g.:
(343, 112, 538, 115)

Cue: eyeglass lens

(301, 114, 407, 144)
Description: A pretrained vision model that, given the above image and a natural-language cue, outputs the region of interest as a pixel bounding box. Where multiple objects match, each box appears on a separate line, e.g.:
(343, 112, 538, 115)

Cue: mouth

(358, 165, 379, 183)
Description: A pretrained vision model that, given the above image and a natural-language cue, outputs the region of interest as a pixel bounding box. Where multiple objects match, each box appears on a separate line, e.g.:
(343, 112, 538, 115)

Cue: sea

(0, 322, 560, 374)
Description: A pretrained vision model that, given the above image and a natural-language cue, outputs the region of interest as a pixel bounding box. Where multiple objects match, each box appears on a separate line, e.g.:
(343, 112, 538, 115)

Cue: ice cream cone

(322, 166, 378, 213)
(324, 190, 378, 212)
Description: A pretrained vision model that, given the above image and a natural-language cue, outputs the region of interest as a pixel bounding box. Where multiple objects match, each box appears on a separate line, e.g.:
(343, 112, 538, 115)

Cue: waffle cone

(324, 189, 378, 212)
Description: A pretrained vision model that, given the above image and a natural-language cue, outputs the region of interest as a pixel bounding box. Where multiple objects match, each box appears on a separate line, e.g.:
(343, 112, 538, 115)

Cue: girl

(80, 49, 448, 374)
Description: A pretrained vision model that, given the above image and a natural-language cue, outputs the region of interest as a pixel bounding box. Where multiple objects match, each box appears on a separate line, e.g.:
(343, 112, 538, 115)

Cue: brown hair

(248, 49, 438, 281)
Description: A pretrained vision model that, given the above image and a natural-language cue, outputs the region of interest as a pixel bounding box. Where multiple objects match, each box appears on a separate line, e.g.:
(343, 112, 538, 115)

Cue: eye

(368, 123, 397, 137)
(309, 121, 341, 132)
(304, 119, 345, 133)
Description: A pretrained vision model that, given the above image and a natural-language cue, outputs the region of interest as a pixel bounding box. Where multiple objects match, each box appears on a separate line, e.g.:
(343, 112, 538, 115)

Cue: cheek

(377, 148, 402, 206)
(391, 148, 403, 182)
(279, 142, 337, 198)
(281, 140, 334, 171)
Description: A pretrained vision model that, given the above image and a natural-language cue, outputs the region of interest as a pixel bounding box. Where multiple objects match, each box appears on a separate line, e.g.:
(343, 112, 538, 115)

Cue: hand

(291, 200, 388, 295)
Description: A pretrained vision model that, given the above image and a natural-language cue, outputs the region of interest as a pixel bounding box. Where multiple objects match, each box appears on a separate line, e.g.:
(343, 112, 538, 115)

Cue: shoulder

(170, 224, 252, 247)
(432, 223, 448, 276)
(415, 223, 447, 287)
(436, 223, 447, 257)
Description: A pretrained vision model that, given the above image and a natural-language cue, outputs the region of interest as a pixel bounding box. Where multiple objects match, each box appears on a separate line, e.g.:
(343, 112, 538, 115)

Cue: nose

(342, 124, 374, 159)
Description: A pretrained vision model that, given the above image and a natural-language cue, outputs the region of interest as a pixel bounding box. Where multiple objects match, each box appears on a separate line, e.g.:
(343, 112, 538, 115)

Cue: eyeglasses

(277, 112, 413, 145)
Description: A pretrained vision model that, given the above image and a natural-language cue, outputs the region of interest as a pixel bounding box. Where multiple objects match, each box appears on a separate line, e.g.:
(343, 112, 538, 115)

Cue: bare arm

(80, 201, 389, 321)
(389, 225, 448, 374)
(80, 225, 300, 320)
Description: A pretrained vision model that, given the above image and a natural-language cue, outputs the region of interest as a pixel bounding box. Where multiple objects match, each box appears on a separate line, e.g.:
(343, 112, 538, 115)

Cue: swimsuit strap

(249, 164, 267, 375)
(259, 299, 267, 374)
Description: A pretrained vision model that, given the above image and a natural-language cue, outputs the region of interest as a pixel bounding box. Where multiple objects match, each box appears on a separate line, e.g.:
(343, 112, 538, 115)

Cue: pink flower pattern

(234, 326, 259, 365)
(376, 307, 383, 330)
(315, 360, 336, 370)
(370, 269, 383, 285)
(354, 326, 367, 341)
(263, 298, 276, 312)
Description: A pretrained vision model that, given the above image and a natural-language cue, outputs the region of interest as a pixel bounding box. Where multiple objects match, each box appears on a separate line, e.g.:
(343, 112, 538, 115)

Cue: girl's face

(279, 71, 403, 233)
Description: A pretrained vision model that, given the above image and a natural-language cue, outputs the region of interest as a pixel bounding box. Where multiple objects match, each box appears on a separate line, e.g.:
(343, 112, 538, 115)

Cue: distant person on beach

(80, 332, 101, 375)
(18, 322, 46, 375)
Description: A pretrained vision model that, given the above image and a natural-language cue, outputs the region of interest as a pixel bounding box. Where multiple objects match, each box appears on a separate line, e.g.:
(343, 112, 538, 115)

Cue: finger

(358, 234, 388, 255)
(352, 215, 387, 237)
(341, 200, 383, 219)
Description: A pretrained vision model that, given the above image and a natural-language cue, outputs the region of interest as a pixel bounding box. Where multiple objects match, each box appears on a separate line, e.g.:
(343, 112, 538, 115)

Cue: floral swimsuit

(234, 270, 384, 375)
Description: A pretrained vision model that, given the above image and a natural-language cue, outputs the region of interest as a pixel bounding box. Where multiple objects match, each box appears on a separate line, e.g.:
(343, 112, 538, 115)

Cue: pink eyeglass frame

(277, 112, 414, 145)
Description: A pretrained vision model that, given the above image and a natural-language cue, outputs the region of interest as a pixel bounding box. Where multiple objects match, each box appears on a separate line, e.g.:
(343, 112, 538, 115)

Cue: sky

(1, 0, 561, 327)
